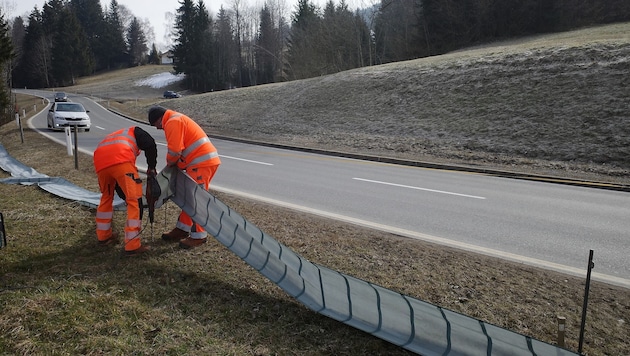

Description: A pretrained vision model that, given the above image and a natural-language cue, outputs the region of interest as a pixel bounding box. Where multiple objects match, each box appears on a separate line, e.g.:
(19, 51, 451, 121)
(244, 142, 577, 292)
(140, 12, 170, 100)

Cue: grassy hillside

(70, 22, 630, 184)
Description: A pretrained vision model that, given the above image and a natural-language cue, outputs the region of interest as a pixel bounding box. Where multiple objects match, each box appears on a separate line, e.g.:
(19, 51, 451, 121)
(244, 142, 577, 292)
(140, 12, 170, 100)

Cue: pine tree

(70, 0, 102, 71)
(41, 0, 66, 86)
(374, 0, 423, 64)
(9, 16, 25, 61)
(256, 4, 277, 84)
(173, 0, 216, 92)
(8, 16, 25, 89)
(286, 0, 322, 80)
(50, 7, 92, 86)
(127, 17, 148, 67)
(319, 0, 370, 74)
(148, 43, 160, 65)
(192, 0, 214, 91)
(214, 6, 235, 90)
(0, 9, 14, 116)
(19, 8, 49, 88)
(101, 0, 128, 69)
(172, 0, 197, 82)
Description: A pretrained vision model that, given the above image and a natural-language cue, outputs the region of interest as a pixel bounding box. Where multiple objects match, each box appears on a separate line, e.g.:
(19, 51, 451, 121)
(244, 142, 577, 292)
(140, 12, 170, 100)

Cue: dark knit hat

(148, 106, 167, 125)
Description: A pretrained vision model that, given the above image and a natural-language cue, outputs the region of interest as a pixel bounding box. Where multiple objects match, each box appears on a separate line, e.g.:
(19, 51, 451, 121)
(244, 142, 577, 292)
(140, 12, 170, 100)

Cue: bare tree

(240, 2, 260, 86)
(163, 11, 175, 49)
(230, 0, 244, 87)
(0, 1, 16, 17)
(137, 17, 156, 50)
(31, 36, 50, 88)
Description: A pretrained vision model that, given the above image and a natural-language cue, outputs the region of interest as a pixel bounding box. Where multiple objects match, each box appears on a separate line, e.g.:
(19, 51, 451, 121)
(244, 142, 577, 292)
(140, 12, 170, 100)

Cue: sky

(4, 0, 365, 50)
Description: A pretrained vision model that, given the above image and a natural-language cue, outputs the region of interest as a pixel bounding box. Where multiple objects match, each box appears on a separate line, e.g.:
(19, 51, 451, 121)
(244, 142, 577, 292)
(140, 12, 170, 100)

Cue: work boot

(98, 232, 119, 246)
(179, 237, 207, 249)
(161, 227, 189, 242)
(124, 245, 151, 257)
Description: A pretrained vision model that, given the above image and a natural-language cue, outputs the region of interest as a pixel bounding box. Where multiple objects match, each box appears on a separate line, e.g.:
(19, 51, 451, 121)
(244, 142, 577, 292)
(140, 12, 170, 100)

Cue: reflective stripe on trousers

(96, 162, 143, 250)
(96, 211, 114, 236)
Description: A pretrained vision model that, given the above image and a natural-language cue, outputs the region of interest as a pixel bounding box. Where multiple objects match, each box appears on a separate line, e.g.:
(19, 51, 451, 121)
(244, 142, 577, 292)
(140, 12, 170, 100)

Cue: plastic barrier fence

(0, 143, 125, 210)
(0, 143, 578, 355)
(154, 166, 578, 356)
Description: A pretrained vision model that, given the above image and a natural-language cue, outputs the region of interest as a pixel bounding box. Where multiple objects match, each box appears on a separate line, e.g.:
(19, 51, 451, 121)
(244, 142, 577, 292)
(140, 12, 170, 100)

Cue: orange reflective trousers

(95, 162, 143, 251)
(176, 164, 219, 239)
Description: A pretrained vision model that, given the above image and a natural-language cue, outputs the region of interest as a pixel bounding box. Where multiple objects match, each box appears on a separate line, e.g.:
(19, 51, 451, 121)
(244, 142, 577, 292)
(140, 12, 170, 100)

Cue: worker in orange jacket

(148, 106, 221, 249)
(93, 126, 157, 256)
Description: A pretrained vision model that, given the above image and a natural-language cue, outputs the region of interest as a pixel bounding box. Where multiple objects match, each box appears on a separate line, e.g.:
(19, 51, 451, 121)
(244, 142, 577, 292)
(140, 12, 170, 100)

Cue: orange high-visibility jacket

(94, 127, 158, 173)
(94, 127, 140, 172)
(162, 110, 220, 169)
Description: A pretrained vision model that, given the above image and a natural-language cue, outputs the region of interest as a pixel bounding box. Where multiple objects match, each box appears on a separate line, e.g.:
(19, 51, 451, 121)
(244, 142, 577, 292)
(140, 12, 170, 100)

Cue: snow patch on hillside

(135, 72, 185, 88)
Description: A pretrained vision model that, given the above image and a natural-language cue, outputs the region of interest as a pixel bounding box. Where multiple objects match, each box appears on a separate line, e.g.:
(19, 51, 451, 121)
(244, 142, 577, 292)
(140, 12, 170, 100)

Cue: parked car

(47, 102, 91, 132)
(54, 92, 68, 102)
(163, 90, 181, 98)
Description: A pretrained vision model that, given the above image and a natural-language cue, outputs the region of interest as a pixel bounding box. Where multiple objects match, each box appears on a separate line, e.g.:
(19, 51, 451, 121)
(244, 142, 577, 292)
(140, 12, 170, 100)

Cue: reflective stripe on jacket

(94, 127, 140, 173)
(162, 110, 220, 169)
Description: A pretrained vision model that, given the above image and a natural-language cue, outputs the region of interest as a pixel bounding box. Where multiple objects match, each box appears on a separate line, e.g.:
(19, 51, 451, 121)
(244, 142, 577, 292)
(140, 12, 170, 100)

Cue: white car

(47, 102, 91, 132)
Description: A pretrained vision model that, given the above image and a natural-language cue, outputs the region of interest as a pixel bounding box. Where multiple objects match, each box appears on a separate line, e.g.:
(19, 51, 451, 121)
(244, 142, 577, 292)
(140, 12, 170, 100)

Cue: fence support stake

(578, 249, 594, 354)
(73, 126, 79, 169)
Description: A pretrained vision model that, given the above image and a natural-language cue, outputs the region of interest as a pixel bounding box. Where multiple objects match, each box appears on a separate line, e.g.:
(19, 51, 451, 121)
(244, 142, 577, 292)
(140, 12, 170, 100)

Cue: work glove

(146, 176, 161, 199)
(145, 169, 161, 202)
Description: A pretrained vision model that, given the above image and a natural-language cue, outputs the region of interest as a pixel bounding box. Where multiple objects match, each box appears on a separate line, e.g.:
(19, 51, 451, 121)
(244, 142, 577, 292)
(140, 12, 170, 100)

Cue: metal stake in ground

(0, 212, 7, 248)
(73, 125, 79, 169)
(578, 249, 594, 354)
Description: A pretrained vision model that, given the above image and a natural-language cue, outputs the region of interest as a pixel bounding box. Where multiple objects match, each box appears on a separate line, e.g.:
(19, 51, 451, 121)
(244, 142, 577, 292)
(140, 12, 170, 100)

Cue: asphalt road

(21, 90, 630, 289)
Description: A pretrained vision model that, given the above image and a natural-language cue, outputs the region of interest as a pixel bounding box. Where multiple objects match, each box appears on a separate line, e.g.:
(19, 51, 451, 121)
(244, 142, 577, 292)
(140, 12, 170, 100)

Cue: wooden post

(557, 316, 566, 347)
(15, 113, 24, 143)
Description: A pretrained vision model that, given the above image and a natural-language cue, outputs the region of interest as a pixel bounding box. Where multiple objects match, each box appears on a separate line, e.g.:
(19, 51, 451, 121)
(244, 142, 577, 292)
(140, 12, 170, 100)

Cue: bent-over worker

(148, 106, 221, 249)
(93, 126, 157, 256)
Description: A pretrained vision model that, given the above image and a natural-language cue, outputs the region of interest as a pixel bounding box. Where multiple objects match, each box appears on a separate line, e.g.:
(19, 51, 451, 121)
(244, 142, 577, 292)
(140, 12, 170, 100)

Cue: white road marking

(213, 185, 628, 289)
(220, 155, 273, 166)
(154, 143, 272, 166)
(353, 177, 486, 199)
